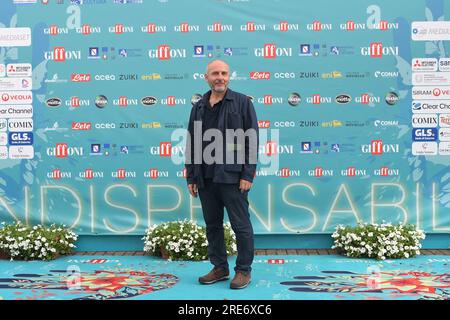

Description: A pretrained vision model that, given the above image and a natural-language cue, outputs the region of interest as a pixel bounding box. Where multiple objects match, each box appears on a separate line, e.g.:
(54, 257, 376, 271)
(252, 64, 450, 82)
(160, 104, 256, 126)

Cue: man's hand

(188, 184, 198, 197)
(239, 179, 252, 192)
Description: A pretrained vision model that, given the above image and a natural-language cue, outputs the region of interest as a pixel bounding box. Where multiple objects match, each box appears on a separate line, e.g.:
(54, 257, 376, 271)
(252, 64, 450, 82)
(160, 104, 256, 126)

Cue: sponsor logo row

(43, 166, 403, 180)
(41, 120, 397, 131)
(42, 141, 403, 158)
(43, 43, 400, 61)
(40, 21, 400, 36)
(42, 71, 399, 83)
(42, 92, 399, 108)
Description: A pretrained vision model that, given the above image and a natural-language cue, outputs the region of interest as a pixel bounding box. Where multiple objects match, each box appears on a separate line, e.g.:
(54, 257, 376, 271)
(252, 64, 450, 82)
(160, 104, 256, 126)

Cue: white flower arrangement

(0, 221, 78, 261)
(142, 219, 237, 261)
(331, 222, 425, 260)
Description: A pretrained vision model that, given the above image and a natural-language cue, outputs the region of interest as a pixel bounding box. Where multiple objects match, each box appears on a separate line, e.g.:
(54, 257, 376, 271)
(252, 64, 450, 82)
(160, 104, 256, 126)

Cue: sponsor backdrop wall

(1, 0, 450, 238)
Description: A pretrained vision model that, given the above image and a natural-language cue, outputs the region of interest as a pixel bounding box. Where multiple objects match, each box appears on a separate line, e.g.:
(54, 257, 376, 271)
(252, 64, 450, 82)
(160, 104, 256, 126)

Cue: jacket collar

(198, 88, 235, 108)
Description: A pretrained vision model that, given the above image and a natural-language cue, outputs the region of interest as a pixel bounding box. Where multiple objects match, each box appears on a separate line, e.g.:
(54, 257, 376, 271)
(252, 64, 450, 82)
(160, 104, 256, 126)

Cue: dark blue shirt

(202, 93, 223, 179)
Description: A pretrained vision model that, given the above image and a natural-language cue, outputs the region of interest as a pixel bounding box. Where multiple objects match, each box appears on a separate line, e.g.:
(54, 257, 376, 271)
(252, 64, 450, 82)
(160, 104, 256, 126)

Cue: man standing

(185, 60, 259, 289)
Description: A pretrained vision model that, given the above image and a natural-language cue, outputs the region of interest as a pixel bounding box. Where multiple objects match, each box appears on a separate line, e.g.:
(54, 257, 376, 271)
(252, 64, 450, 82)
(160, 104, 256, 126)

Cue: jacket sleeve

(240, 97, 259, 183)
(185, 105, 196, 185)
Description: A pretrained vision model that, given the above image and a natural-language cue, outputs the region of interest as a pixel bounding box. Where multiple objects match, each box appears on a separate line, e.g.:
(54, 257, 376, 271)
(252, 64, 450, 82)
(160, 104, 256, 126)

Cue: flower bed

(143, 219, 237, 261)
(332, 222, 426, 260)
(0, 221, 78, 261)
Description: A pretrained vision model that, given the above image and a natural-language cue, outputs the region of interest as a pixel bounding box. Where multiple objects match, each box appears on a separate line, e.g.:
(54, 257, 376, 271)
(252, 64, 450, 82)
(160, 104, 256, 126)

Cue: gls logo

(8, 132, 33, 145)
(412, 128, 438, 141)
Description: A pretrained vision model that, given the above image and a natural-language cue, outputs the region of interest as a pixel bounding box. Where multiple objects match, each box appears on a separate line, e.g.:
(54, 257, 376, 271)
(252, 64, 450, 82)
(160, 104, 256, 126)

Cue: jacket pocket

(227, 112, 243, 129)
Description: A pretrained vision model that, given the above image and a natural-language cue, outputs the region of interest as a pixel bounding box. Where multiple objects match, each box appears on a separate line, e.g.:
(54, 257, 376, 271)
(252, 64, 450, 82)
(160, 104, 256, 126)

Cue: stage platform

(1, 252, 449, 300)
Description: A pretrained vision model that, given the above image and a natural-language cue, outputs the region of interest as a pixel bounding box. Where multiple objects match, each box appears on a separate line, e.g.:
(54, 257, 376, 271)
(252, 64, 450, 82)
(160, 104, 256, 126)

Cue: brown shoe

(230, 271, 251, 289)
(198, 267, 230, 284)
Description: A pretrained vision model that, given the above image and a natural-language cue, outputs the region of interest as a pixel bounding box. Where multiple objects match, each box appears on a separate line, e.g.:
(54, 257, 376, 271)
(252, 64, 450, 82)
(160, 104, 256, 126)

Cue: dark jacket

(185, 88, 259, 189)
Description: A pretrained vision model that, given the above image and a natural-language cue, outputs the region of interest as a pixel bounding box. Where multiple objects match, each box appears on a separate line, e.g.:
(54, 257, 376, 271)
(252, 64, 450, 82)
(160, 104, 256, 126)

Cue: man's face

(205, 62, 230, 93)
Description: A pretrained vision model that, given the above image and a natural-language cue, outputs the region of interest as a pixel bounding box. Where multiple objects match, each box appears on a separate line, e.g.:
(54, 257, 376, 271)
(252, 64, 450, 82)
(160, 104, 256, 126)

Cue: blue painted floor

(0, 255, 448, 300)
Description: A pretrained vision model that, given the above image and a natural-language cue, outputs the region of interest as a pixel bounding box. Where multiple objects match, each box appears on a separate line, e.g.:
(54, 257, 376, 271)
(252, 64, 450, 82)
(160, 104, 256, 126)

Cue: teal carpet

(0, 255, 448, 300)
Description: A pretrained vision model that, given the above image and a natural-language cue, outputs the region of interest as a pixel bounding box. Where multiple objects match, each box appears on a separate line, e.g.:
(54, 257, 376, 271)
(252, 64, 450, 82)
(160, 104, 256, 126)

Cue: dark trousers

(198, 179, 254, 274)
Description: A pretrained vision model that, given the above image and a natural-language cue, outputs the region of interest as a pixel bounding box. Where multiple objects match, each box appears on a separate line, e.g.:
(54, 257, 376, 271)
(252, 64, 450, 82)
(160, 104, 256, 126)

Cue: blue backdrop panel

(0, 0, 449, 236)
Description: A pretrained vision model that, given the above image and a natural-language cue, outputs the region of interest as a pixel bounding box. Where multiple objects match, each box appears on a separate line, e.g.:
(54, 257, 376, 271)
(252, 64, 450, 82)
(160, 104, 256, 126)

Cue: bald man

(185, 60, 259, 289)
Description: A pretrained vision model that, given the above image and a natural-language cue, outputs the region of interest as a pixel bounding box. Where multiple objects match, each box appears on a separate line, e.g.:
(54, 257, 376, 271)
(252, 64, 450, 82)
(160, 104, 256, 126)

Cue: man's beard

(210, 82, 227, 93)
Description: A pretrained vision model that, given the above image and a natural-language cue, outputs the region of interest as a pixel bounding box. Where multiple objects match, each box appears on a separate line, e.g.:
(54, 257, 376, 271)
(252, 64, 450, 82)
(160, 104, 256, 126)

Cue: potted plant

(0, 221, 78, 261)
(331, 222, 426, 260)
(143, 219, 237, 261)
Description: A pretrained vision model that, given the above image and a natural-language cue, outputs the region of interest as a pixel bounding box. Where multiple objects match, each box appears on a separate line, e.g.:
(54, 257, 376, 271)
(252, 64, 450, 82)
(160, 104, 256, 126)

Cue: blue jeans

(198, 179, 254, 274)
